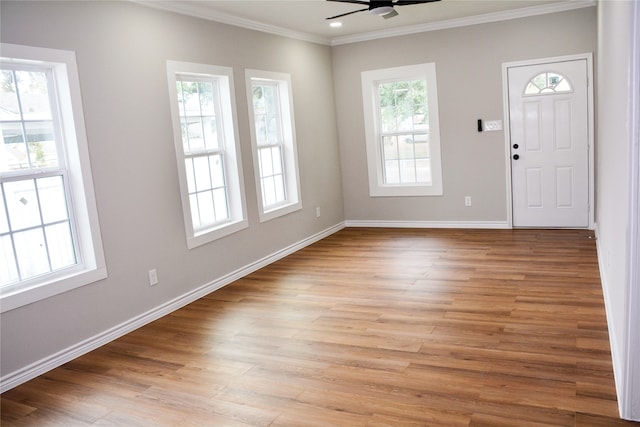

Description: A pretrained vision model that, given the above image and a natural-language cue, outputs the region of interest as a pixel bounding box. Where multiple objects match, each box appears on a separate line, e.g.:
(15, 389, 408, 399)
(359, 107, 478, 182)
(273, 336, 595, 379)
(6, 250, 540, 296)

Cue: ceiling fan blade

(326, 7, 370, 20)
(326, 0, 371, 5)
(382, 9, 399, 19)
(393, 0, 440, 5)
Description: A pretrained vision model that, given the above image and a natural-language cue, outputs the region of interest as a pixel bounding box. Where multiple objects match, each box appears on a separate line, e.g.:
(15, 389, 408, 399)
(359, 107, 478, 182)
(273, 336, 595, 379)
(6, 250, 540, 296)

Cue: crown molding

(132, 0, 595, 47)
(132, 0, 332, 46)
(330, 0, 596, 45)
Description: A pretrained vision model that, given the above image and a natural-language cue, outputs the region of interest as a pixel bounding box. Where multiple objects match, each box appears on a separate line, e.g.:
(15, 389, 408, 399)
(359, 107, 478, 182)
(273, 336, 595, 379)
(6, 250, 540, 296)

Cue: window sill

(259, 201, 302, 223)
(370, 183, 443, 197)
(0, 266, 108, 313)
(187, 218, 249, 249)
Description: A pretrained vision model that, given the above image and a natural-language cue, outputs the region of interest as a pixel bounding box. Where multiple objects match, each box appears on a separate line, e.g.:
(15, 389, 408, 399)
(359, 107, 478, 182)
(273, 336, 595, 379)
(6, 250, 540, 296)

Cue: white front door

(507, 59, 590, 227)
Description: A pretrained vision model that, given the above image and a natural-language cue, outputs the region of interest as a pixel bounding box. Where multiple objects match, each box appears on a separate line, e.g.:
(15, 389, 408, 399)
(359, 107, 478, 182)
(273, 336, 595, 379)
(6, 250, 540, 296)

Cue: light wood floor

(1, 228, 636, 426)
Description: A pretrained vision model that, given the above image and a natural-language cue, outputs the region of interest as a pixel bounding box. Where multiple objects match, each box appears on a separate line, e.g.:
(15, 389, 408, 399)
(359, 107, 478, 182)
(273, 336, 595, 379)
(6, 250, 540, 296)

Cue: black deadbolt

(513, 144, 519, 149)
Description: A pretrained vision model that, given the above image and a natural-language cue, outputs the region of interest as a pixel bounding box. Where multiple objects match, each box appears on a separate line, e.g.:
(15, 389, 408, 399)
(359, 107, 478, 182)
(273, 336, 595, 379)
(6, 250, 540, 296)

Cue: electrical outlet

(465, 196, 472, 207)
(148, 269, 158, 286)
(316, 206, 321, 218)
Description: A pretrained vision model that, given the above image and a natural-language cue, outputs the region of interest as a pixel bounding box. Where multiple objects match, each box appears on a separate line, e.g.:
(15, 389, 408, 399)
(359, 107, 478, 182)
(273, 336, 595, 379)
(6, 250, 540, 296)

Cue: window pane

(189, 193, 200, 230)
(45, 222, 75, 270)
(4, 179, 42, 231)
(197, 190, 215, 227)
(37, 176, 69, 224)
(1, 121, 27, 171)
(15, 70, 52, 121)
(209, 155, 224, 188)
(0, 70, 20, 120)
(0, 187, 8, 234)
(192, 156, 212, 192)
(202, 116, 219, 151)
(380, 106, 397, 133)
(0, 234, 19, 287)
(267, 116, 281, 144)
(186, 117, 205, 152)
(399, 159, 417, 183)
(180, 81, 201, 117)
(26, 121, 58, 168)
(185, 158, 196, 193)
(14, 227, 49, 280)
(398, 136, 415, 160)
(384, 160, 400, 184)
(259, 147, 273, 177)
(262, 176, 276, 207)
(198, 82, 215, 116)
(397, 105, 414, 132)
(180, 119, 190, 152)
(212, 188, 228, 222)
(253, 83, 282, 145)
(255, 114, 268, 146)
(271, 147, 283, 175)
(383, 136, 398, 161)
(273, 174, 285, 203)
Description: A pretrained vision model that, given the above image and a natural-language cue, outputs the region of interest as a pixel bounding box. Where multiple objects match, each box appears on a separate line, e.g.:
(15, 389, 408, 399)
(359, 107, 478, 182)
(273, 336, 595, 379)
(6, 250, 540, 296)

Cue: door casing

(501, 53, 595, 229)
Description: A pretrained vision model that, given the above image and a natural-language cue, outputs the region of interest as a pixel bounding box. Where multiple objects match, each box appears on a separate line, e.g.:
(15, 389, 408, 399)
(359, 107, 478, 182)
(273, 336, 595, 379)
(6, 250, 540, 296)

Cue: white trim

(330, 0, 596, 46)
(0, 44, 108, 313)
(133, 0, 595, 47)
(361, 63, 443, 197)
(166, 60, 249, 249)
(623, 0, 640, 420)
(132, 0, 330, 46)
(593, 223, 625, 415)
(245, 69, 302, 222)
(501, 53, 595, 230)
(0, 221, 346, 393)
(345, 220, 509, 229)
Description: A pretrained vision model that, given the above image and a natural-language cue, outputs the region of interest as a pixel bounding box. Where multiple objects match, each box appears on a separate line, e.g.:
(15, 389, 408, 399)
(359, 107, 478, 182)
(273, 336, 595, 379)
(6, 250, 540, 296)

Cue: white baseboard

(0, 222, 346, 393)
(345, 220, 510, 229)
(593, 223, 625, 416)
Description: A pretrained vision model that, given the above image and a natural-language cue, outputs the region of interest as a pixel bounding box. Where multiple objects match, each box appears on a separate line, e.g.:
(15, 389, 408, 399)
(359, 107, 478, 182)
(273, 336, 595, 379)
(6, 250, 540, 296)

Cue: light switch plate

(483, 120, 503, 131)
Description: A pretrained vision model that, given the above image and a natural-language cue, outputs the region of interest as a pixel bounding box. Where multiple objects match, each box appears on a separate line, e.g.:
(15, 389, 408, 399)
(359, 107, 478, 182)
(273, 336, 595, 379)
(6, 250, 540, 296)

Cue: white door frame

(501, 53, 595, 229)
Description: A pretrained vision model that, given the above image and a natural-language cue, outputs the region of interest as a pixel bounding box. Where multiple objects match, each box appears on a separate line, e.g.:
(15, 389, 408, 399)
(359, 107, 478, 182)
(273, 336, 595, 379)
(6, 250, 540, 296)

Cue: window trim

(245, 69, 302, 223)
(361, 63, 443, 197)
(0, 43, 107, 313)
(166, 61, 248, 249)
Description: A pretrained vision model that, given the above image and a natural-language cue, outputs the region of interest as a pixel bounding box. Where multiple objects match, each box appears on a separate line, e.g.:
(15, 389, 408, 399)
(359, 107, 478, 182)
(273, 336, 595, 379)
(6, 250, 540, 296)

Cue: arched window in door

(524, 72, 572, 95)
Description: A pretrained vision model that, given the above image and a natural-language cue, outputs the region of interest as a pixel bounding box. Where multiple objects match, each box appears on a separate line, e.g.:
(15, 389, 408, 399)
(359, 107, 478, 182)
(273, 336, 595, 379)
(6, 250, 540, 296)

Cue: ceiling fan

(326, 0, 441, 20)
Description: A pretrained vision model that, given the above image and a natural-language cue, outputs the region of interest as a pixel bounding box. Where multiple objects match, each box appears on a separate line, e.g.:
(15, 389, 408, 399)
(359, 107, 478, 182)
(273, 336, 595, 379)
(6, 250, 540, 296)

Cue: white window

(245, 70, 301, 222)
(524, 72, 573, 95)
(0, 43, 107, 312)
(167, 61, 247, 249)
(361, 63, 443, 197)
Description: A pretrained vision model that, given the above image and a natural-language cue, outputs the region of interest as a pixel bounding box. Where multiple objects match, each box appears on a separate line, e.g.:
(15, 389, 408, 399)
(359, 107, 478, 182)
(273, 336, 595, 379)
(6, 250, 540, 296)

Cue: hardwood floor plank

(1, 228, 636, 426)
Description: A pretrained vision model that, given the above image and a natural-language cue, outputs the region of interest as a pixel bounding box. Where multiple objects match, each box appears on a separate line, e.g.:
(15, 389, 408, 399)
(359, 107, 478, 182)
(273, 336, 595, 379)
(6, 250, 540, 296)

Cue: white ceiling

(138, 0, 595, 45)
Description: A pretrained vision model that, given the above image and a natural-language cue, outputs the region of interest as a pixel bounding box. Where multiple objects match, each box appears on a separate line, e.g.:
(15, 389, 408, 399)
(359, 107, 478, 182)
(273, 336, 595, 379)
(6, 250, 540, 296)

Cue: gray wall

(332, 7, 597, 223)
(0, 1, 344, 377)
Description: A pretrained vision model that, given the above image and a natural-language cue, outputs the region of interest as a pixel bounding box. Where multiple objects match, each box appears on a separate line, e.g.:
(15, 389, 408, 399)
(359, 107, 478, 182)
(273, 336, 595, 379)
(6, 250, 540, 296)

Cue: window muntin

(167, 62, 247, 248)
(245, 70, 301, 222)
(1, 64, 79, 289)
(252, 81, 287, 208)
(176, 76, 230, 231)
(1, 43, 107, 312)
(362, 63, 443, 197)
(376, 79, 432, 185)
(524, 72, 572, 95)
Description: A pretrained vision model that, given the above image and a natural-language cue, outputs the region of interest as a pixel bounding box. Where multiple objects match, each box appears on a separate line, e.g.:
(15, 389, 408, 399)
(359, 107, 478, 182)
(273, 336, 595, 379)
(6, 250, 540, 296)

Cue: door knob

(513, 154, 520, 160)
